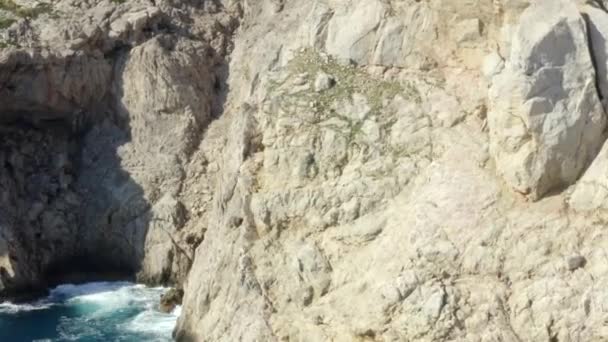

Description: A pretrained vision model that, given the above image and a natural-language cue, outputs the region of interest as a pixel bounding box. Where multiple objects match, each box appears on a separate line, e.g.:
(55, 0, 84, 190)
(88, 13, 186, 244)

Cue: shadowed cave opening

(0, 107, 152, 301)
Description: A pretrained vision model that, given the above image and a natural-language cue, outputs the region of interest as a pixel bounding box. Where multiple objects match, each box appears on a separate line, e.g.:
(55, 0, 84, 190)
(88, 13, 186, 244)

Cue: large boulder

(488, 0, 606, 200)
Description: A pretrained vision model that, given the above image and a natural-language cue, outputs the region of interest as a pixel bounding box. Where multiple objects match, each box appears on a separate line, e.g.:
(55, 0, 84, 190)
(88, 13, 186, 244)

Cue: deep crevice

(582, 12, 605, 103)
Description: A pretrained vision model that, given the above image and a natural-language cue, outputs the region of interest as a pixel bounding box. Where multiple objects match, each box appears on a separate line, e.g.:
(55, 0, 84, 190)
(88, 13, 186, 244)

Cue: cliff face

(4, 0, 608, 341)
(0, 0, 240, 295)
(176, 0, 608, 340)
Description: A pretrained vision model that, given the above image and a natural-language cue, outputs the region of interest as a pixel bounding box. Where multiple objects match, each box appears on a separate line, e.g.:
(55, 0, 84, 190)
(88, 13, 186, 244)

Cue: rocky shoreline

(0, 0, 240, 301)
(4, 0, 608, 341)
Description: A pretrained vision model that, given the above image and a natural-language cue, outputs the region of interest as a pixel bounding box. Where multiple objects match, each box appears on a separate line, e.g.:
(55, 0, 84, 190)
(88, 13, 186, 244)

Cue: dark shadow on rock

(173, 329, 198, 342)
(0, 50, 151, 301)
(0, 14, 238, 342)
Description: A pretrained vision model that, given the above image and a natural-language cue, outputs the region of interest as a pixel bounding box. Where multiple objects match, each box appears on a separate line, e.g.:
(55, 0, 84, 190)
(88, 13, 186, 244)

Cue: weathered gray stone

(582, 5, 608, 103)
(567, 255, 587, 271)
(314, 71, 334, 92)
(488, 0, 606, 200)
(8, 0, 608, 342)
(0, 0, 239, 299)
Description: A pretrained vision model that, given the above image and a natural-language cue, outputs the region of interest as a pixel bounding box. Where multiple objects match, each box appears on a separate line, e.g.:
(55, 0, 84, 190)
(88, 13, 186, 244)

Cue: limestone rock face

(0, 50, 111, 118)
(174, 0, 608, 341)
(94, 35, 216, 284)
(8, 0, 608, 341)
(0, 125, 80, 295)
(583, 4, 608, 103)
(570, 138, 608, 212)
(488, 0, 606, 200)
(0, 0, 240, 295)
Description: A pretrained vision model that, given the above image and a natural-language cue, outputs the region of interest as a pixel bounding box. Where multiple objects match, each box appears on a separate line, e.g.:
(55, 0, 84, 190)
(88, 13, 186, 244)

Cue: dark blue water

(0, 282, 179, 342)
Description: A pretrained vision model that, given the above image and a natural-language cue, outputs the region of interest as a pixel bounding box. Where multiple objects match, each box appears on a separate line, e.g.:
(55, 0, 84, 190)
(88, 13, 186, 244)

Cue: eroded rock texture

(0, 0, 240, 295)
(489, 0, 606, 200)
(5, 0, 608, 341)
(175, 0, 608, 341)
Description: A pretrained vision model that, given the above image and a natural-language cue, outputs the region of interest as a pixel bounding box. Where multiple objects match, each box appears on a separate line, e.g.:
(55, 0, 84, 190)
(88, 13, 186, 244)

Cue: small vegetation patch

(268, 49, 422, 146)
(0, 38, 16, 48)
(0, 0, 52, 19)
(0, 16, 15, 29)
(281, 49, 420, 114)
(0, 0, 18, 12)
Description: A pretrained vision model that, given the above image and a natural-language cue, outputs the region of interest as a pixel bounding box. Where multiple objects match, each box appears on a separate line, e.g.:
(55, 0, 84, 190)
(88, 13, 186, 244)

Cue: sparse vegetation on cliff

(0, 0, 52, 19)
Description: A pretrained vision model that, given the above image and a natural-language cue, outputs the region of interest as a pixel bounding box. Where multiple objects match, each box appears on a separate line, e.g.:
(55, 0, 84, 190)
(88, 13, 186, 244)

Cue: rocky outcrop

(8, 0, 608, 341)
(176, 0, 608, 341)
(488, 0, 606, 200)
(0, 122, 80, 296)
(160, 287, 184, 313)
(0, 0, 240, 296)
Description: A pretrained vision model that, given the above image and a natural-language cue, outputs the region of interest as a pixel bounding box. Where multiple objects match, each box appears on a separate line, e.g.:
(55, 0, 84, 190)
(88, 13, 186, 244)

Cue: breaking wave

(0, 282, 179, 341)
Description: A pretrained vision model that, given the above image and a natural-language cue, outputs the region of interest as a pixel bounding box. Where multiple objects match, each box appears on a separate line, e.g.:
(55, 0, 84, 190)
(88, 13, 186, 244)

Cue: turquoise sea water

(0, 282, 179, 342)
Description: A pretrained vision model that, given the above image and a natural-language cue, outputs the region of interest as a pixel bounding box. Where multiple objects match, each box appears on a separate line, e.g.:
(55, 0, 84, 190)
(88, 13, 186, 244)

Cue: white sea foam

(1, 282, 179, 341)
(0, 301, 54, 314)
(49, 281, 133, 300)
(0, 282, 143, 314)
(124, 308, 177, 334)
(62, 282, 178, 339)
(121, 294, 180, 340)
